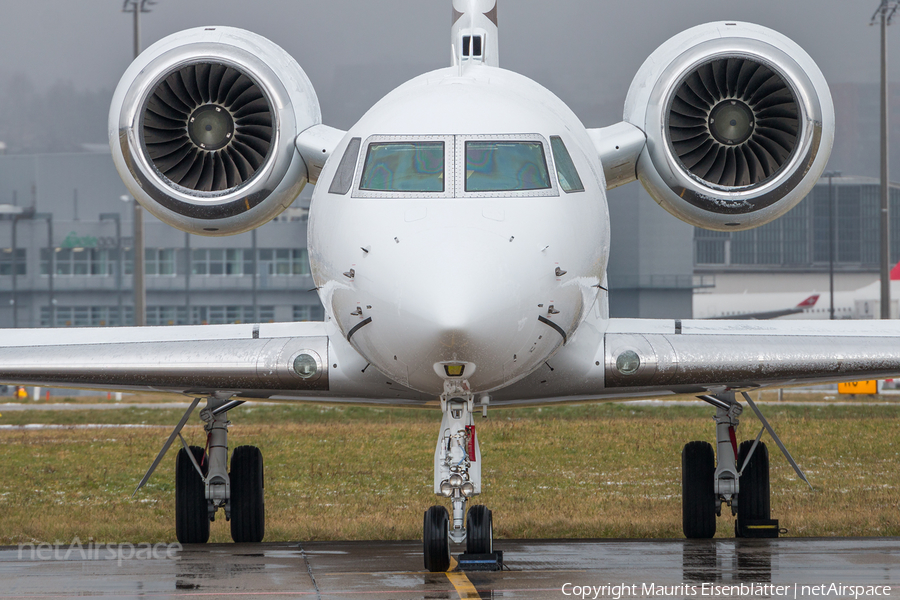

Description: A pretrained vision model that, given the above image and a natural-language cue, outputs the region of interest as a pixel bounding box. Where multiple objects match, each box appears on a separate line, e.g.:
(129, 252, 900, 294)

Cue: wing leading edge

(489, 318, 900, 406)
(3, 318, 900, 407)
(0, 321, 429, 405)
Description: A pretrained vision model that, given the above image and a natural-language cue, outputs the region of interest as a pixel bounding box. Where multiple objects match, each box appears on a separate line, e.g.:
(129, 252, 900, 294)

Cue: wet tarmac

(1, 538, 899, 599)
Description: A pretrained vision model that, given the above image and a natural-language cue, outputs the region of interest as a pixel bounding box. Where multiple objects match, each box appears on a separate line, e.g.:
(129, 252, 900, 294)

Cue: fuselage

(308, 65, 610, 395)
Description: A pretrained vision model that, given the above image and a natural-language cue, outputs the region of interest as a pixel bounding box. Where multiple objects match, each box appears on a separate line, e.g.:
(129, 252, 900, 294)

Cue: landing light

(616, 350, 641, 375)
(293, 354, 318, 379)
(444, 364, 465, 377)
(440, 481, 453, 497)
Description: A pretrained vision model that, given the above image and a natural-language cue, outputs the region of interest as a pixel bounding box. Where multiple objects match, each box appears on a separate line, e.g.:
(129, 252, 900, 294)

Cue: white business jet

(4, 0, 895, 572)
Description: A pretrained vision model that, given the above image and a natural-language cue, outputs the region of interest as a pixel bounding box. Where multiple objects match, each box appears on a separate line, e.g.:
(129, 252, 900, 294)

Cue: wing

(489, 317, 900, 406)
(0, 321, 429, 406)
(5, 317, 897, 408)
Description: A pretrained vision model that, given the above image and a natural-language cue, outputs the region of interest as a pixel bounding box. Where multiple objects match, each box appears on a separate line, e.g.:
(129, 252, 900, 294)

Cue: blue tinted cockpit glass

(465, 141, 551, 192)
(359, 142, 444, 192)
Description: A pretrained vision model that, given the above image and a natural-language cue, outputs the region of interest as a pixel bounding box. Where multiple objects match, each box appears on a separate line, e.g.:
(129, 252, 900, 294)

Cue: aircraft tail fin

(796, 294, 819, 308)
(452, 0, 499, 67)
(890, 260, 900, 281)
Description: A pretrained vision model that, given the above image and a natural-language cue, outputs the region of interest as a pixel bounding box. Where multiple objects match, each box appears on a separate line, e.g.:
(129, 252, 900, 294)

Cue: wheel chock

(456, 551, 503, 571)
(736, 518, 780, 538)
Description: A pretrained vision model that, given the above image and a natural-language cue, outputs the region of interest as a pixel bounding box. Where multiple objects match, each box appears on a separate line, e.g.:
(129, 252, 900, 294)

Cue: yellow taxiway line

(445, 557, 481, 599)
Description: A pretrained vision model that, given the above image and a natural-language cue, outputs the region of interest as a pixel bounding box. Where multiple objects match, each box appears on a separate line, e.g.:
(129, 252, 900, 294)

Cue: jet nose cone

(341, 226, 570, 394)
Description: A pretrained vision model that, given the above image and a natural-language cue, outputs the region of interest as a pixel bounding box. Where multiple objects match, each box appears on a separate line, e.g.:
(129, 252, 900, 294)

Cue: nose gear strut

(423, 381, 494, 572)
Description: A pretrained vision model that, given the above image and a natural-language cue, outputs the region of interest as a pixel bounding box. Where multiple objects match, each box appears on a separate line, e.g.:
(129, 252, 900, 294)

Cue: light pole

(122, 0, 156, 326)
(121, 195, 145, 326)
(824, 171, 841, 320)
(251, 229, 258, 323)
(100, 213, 123, 326)
(872, 1, 898, 318)
(122, 0, 156, 59)
(2, 204, 25, 327)
(32, 213, 54, 327)
(10, 213, 19, 328)
(184, 232, 191, 324)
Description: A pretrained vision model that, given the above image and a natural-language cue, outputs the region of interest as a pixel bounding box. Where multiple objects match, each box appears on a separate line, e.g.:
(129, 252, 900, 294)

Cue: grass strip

(1, 402, 898, 544)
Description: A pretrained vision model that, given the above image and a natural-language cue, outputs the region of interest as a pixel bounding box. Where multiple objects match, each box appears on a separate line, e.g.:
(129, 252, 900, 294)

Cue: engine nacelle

(109, 27, 320, 236)
(624, 22, 834, 231)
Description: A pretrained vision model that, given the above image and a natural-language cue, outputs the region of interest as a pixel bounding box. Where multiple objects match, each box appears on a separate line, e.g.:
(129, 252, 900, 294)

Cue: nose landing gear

(423, 389, 494, 572)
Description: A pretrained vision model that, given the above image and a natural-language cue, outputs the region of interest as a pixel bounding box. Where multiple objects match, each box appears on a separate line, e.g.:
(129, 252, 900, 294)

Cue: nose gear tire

(465, 505, 493, 555)
(423, 505, 451, 572)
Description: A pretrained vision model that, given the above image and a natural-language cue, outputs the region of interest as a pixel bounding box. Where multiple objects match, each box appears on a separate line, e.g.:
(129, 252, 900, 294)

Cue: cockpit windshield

(464, 141, 551, 192)
(359, 141, 445, 192)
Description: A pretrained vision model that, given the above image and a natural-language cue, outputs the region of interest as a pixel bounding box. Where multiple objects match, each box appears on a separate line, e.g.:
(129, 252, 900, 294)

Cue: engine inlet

(142, 62, 274, 193)
(668, 57, 800, 188)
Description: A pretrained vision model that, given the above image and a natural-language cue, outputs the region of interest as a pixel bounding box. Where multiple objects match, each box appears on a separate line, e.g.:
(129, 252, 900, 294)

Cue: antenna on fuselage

(451, 0, 499, 68)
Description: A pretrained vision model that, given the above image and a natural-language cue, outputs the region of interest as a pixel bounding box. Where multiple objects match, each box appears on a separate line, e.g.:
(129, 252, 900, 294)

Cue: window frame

(351, 133, 565, 199)
(352, 135, 455, 199)
(550, 135, 585, 194)
(328, 137, 361, 195)
(455, 134, 559, 198)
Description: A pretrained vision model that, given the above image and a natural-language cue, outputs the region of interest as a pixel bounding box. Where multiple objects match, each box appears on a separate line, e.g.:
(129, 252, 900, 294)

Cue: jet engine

(624, 22, 834, 231)
(109, 27, 321, 235)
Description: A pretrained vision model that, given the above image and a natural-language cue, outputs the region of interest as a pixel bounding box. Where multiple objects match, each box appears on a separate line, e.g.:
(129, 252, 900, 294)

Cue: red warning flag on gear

(466, 425, 476, 461)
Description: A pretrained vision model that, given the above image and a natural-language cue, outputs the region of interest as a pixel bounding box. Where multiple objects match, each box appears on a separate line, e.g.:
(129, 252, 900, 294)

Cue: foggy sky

(0, 0, 897, 169)
(1, 1, 897, 106)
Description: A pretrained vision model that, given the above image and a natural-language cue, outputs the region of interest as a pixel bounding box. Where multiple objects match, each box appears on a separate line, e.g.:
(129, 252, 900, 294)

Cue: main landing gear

(423, 390, 494, 572)
(174, 398, 265, 544)
(681, 392, 774, 539)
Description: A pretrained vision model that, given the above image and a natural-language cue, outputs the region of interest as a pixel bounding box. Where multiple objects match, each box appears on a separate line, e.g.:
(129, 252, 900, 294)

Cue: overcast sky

(0, 0, 897, 129)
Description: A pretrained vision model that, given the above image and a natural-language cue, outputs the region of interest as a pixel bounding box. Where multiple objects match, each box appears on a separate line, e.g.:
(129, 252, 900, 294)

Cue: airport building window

(144, 305, 275, 325)
(43, 248, 179, 277)
(293, 305, 325, 321)
(41, 248, 116, 276)
(41, 305, 132, 327)
(695, 181, 900, 270)
(39, 305, 279, 327)
(147, 306, 187, 326)
(259, 248, 310, 276)
(0, 248, 26, 275)
(145, 249, 177, 276)
(695, 237, 726, 265)
(360, 141, 445, 192)
(123, 248, 134, 275)
(191, 305, 273, 325)
(191, 248, 254, 276)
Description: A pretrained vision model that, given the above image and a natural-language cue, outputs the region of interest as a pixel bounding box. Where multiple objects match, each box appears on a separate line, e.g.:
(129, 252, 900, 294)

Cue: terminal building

(0, 152, 323, 329)
(694, 177, 900, 297)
